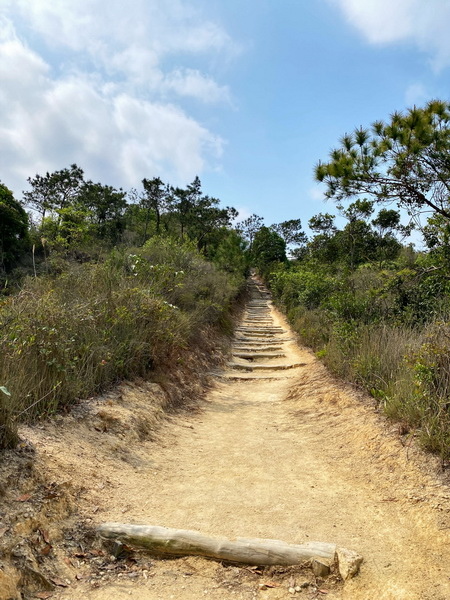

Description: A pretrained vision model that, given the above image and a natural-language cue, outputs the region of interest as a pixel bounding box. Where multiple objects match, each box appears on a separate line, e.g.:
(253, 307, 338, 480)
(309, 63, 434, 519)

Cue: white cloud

(309, 186, 325, 202)
(234, 206, 253, 224)
(8, 0, 238, 82)
(405, 82, 429, 106)
(163, 69, 231, 103)
(0, 1, 235, 195)
(330, 0, 450, 70)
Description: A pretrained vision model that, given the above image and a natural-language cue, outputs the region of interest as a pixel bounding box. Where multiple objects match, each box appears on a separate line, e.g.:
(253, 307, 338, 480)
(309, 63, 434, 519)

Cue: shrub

(0, 241, 243, 448)
(405, 322, 450, 458)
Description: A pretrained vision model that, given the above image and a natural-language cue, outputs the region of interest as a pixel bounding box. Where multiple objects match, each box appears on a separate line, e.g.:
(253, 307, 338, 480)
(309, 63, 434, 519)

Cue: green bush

(0, 240, 243, 448)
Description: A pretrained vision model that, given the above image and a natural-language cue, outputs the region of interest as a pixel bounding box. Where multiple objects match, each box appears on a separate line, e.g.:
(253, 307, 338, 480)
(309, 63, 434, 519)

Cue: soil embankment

(2, 277, 450, 599)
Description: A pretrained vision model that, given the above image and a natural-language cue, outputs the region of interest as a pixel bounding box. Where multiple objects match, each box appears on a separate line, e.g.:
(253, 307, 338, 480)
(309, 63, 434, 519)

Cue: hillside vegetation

(257, 101, 450, 462)
(0, 173, 250, 448)
(2, 99, 450, 461)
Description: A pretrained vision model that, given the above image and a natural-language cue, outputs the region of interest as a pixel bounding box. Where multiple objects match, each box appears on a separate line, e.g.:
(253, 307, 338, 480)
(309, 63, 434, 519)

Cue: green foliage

(141, 177, 167, 239)
(270, 218, 307, 245)
(39, 207, 95, 253)
(251, 226, 287, 275)
(270, 266, 335, 311)
(208, 229, 249, 276)
(0, 241, 243, 449)
(78, 181, 127, 244)
(0, 184, 29, 271)
(316, 100, 450, 220)
(266, 243, 450, 460)
(24, 164, 85, 222)
(237, 214, 264, 250)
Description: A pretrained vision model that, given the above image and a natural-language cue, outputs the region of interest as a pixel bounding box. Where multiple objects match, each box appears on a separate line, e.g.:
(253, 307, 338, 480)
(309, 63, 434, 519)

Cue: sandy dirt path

(31, 278, 450, 600)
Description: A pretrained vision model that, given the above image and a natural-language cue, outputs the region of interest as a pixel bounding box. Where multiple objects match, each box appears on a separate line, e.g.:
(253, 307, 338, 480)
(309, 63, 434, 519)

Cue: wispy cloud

(0, 0, 236, 195)
(405, 82, 430, 106)
(309, 186, 325, 202)
(329, 0, 450, 70)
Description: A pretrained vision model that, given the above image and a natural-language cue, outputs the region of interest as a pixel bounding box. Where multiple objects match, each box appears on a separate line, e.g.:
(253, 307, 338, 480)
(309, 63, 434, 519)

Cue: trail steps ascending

(214, 278, 303, 381)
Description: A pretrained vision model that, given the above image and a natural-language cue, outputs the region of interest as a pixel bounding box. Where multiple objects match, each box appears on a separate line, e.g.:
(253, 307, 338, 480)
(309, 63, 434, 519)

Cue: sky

(1, 0, 450, 233)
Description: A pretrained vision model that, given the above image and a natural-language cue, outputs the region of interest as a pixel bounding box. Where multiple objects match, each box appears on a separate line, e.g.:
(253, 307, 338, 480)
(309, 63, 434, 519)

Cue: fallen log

(98, 523, 362, 580)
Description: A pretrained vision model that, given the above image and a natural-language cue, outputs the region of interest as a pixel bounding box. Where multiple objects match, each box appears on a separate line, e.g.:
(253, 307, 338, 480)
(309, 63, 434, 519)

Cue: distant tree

(271, 218, 307, 258)
(338, 200, 376, 269)
(315, 100, 450, 220)
(23, 164, 85, 223)
(171, 176, 203, 239)
(308, 213, 336, 235)
(422, 213, 450, 267)
(251, 226, 287, 273)
(40, 206, 94, 252)
(237, 214, 264, 250)
(0, 184, 29, 270)
(306, 213, 339, 264)
(371, 208, 401, 235)
(209, 228, 248, 275)
(271, 218, 307, 245)
(78, 182, 127, 244)
(190, 197, 237, 251)
(141, 177, 167, 238)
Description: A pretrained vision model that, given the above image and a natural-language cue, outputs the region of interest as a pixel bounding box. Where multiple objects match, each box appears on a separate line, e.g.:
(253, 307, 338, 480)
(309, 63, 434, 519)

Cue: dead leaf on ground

(41, 544, 53, 556)
(34, 593, 53, 599)
(40, 529, 51, 544)
(16, 493, 32, 502)
(259, 580, 281, 588)
(246, 566, 263, 575)
(0, 526, 8, 537)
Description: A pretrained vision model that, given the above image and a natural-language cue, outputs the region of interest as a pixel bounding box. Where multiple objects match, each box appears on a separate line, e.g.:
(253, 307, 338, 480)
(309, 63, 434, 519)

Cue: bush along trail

(1, 276, 450, 600)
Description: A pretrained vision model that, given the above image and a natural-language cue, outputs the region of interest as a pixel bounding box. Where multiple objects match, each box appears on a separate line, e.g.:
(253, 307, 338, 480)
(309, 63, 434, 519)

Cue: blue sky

(1, 0, 450, 233)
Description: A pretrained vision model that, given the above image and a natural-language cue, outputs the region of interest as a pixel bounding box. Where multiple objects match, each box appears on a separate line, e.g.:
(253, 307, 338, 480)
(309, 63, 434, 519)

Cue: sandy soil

(7, 278, 450, 600)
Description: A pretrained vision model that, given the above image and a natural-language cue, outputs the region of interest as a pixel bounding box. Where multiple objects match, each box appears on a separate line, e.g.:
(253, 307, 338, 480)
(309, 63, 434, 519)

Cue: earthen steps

(232, 352, 286, 360)
(227, 362, 304, 371)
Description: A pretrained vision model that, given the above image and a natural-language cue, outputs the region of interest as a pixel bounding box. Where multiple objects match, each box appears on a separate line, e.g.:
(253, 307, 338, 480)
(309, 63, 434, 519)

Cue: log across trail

(46, 277, 450, 600)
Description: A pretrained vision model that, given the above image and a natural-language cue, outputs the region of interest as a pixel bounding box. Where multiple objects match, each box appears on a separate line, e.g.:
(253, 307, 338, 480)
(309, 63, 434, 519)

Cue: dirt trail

(18, 277, 450, 599)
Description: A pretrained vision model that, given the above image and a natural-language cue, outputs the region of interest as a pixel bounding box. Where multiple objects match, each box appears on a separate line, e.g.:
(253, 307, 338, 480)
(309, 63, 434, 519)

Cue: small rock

(336, 547, 363, 580)
(312, 558, 331, 578)
(289, 587, 296, 594)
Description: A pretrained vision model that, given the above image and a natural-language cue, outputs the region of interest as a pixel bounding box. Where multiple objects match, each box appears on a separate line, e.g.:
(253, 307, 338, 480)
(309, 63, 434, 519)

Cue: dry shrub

(0, 240, 243, 449)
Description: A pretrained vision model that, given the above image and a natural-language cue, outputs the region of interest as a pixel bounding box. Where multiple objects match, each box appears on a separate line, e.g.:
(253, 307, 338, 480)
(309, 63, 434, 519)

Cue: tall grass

(269, 265, 450, 461)
(0, 238, 243, 448)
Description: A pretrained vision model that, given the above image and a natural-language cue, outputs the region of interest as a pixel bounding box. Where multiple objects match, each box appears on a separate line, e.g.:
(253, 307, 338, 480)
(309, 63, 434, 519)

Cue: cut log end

(97, 523, 363, 580)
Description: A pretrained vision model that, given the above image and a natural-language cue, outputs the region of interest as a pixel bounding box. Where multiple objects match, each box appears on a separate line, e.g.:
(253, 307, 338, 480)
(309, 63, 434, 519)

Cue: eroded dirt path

(22, 278, 450, 599)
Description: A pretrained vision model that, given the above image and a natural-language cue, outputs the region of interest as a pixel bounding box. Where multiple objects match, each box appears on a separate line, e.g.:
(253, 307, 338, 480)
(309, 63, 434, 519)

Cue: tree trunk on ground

(98, 523, 363, 580)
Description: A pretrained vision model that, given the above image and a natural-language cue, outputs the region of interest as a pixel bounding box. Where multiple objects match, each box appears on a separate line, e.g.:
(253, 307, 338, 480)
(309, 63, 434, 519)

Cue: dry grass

(0, 239, 244, 449)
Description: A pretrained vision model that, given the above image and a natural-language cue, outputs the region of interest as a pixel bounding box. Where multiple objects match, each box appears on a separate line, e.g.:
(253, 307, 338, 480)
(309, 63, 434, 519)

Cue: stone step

(236, 337, 293, 344)
(232, 345, 283, 352)
(232, 352, 286, 360)
(236, 331, 284, 342)
(215, 373, 295, 381)
(227, 362, 304, 371)
(237, 328, 285, 334)
(243, 317, 273, 321)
